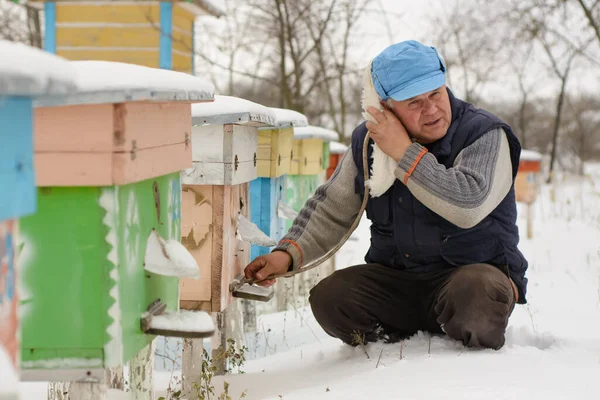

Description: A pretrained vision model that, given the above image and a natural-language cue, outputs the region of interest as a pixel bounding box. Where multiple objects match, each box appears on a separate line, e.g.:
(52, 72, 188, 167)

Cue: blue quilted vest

(351, 89, 529, 303)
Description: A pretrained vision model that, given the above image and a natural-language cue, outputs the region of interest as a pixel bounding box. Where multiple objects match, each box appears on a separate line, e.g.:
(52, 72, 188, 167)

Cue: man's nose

(422, 98, 437, 115)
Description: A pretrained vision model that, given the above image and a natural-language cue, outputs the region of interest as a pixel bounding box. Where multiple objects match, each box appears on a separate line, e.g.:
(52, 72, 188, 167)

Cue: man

(244, 40, 528, 350)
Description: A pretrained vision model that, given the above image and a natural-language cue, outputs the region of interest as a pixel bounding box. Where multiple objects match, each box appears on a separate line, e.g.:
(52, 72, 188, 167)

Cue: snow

(148, 310, 214, 334)
(35, 61, 215, 107)
(0, 344, 18, 399)
(277, 200, 299, 220)
(195, 0, 226, 17)
(521, 149, 543, 161)
(157, 164, 600, 400)
(191, 95, 277, 126)
(329, 141, 349, 154)
(21, 358, 103, 369)
(293, 125, 339, 141)
(0, 40, 77, 97)
(236, 214, 277, 246)
(144, 230, 200, 279)
(268, 107, 309, 128)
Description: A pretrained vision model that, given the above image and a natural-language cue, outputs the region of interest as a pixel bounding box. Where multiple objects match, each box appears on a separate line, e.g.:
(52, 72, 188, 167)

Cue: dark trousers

(309, 263, 516, 350)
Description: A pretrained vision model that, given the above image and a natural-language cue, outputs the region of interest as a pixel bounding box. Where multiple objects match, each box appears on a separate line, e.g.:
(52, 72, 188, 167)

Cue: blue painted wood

(0, 97, 36, 221)
(44, 2, 56, 53)
(159, 2, 173, 70)
(249, 179, 263, 260)
(250, 177, 285, 259)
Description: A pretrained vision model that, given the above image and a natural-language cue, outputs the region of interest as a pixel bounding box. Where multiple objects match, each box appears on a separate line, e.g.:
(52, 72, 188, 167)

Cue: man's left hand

(365, 106, 412, 163)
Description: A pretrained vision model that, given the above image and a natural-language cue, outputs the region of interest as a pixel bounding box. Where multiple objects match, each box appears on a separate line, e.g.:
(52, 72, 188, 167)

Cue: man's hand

(365, 106, 412, 163)
(244, 251, 292, 287)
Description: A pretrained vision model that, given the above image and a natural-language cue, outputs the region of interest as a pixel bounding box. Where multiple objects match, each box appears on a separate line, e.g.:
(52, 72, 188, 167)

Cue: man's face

(387, 86, 452, 144)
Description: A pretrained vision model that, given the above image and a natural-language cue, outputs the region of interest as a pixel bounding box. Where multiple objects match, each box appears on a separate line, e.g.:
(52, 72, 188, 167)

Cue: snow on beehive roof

(35, 61, 214, 107)
(521, 149, 543, 161)
(329, 141, 349, 154)
(0, 40, 77, 96)
(294, 125, 339, 141)
(269, 107, 309, 127)
(191, 95, 276, 126)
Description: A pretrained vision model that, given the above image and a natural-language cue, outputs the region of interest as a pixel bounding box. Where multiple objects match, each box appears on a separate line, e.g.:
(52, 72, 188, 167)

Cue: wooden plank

(56, 48, 159, 68)
(35, 152, 113, 186)
(219, 184, 249, 310)
(172, 51, 192, 73)
(210, 185, 226, 312)
(34, 104, 114, 153)
(191, 125, 257, 164)
(271, 128, 294, 177)
(297, 138, 324, 175)
(0, 96, 36, 221)
(183, 161, 257, 185)
(171, 30, 193, 54)
(112, 142, 191, 185)
(173, 2, 197, 31)
(290, 140, 301, 175)
(180, 185, 213, 303)
(56, 26, 164, 48)
(113, 102, 191, 152)
(55, 3, 160, 24)
(256, 130, 273, 162)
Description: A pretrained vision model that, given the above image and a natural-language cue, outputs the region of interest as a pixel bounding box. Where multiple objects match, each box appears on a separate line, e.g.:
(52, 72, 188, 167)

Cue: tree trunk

(547, 75, 568, 184)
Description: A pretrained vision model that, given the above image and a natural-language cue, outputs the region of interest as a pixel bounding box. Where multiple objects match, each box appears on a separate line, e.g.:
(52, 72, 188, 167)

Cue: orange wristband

(403, 147, 428, 185)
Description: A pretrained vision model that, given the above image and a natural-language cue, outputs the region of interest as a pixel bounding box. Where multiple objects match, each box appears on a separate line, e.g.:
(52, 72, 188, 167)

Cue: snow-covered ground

(165, 164, 600, 399)
(17, 164, 600, 399)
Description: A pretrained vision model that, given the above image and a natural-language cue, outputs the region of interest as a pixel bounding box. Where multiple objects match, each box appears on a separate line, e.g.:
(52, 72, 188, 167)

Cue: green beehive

(19, 60, 215, 380)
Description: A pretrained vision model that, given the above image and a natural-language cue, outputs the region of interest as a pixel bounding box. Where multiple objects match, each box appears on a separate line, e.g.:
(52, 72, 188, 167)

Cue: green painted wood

(19, 173, 182, 368)
(20, 186, 110, 365)
(322, 142, 330, 170)
(284, 174, 319, 231)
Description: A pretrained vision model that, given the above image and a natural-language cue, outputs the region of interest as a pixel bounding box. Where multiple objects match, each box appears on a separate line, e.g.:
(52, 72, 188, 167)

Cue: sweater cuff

(396, 142, 428, 184)
(272, 239, 303, 271)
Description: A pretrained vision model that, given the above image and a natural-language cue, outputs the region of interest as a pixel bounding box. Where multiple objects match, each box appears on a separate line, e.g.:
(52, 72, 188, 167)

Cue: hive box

(19, 60, 214, 380)
(35, 0, 224, 73)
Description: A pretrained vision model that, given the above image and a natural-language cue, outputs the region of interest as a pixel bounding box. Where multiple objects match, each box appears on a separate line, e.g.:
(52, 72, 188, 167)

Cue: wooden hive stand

(19, 60, 215, 400)
(0, 41, 77, 400)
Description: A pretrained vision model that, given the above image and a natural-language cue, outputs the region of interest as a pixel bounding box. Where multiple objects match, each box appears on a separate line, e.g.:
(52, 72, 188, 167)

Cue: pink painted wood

(0, 220, 18, 369)
(33, 102, 192, 186)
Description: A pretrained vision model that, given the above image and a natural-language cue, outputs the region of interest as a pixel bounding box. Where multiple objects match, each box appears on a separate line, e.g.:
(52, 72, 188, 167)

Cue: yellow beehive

(35, 0, 224, 73)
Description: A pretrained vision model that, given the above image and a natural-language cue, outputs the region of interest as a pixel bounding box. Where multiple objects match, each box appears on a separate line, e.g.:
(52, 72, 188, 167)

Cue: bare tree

(0, 0, 42, 48)
(573, 0, 600, 47)
(431, 0, 515, 104)
(563, 93, 600, 174)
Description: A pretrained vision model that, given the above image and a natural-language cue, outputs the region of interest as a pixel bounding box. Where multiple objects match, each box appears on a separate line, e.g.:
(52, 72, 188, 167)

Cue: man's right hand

(244, 251, 292, 287)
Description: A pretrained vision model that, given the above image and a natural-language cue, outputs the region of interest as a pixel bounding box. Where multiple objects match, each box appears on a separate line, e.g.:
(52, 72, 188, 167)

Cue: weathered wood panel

(180, 183, 250, 312)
